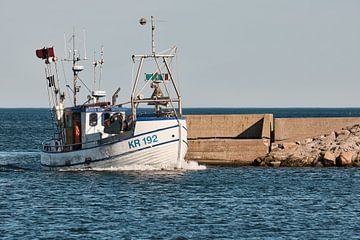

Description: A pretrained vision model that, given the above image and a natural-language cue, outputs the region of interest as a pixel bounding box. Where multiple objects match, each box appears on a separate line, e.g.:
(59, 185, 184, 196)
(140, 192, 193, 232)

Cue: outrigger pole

(131, 16, 182, 120)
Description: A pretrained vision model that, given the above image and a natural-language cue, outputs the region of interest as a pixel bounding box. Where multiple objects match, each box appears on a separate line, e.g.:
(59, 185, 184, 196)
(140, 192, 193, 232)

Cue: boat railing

(42, 134, 124, 153)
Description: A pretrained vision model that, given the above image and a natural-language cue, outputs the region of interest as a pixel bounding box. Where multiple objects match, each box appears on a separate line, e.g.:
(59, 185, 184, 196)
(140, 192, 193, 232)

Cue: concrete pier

(185, 114, 273, 165)
(274, 117, 360, 142)
(185, 114, 360, 165)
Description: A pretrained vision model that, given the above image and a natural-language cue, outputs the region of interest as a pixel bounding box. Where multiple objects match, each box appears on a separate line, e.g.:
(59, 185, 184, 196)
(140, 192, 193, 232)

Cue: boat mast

(151, 16, 155, 55)
(72, 31, 78, 106)
(68, 30, 85, 106)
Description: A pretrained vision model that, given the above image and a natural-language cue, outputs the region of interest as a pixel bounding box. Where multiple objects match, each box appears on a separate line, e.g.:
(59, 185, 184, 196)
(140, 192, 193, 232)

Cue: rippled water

(1, 108, 360, 239)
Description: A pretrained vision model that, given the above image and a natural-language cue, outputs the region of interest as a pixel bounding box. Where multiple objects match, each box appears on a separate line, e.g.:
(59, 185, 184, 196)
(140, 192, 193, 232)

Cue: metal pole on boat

(163, 57, 182, 115)
(131, 56, 145, 120)
(177, 121, 183, 169)
(151, 16, 155, 55)
(72, 31, 77, 106)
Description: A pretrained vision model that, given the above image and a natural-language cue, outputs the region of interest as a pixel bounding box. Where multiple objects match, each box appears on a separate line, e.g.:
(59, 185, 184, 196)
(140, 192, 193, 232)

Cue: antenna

(151, 16, 155, 55)
(93, 50, 97, 91)
(92, 46, 105, 91)
(64, 33, 67, 58)
(139, 16, 156, 54)
(99, 45, 104, 89)
(83, 29, 87, 60)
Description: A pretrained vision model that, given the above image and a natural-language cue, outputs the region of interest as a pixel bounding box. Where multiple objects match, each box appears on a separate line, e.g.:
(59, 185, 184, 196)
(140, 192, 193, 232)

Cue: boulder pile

(253, 124, 360, 167)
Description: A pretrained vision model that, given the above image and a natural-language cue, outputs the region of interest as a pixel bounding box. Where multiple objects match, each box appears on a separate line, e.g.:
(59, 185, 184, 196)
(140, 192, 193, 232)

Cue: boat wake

(0, 151, 41, 171)
(0, 151, 39, 158)
(0, 163, 29, 172)
(181, 160, 207, 170)
(59, 160, 206, 172)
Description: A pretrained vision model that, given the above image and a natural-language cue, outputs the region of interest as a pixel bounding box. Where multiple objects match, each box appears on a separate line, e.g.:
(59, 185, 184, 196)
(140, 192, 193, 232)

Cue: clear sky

(1, 0, 360, 108)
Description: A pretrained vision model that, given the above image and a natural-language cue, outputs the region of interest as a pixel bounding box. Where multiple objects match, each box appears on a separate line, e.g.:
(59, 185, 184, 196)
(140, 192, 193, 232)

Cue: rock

(338, 151, 353, 166)
(350, 124, 360, 133)
(282, 157, 307, 167)
(353, 161, 360, 167)
(315, 161, 324, 167)
(322, 151, 336, 166)
(271, 143, 280, 151)
(355, 152, 360, 161)
(328, 132, 336, 141)
(253, 124, 360, 168)
(272, 153, 288, 161)
(281, 142, 298, 150)
(270, 161, 281, 167)
(336, 130, 350, 141)
(259, 161, 268, 167)
(352, 152, 358, 161)
(354, 131, 360, 136)
(319, 146, 329, 151)
(252, 157, 262, 166)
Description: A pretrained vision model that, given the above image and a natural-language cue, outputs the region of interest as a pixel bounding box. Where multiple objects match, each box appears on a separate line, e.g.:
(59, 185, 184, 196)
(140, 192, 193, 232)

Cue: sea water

(1, 108, 360, 239)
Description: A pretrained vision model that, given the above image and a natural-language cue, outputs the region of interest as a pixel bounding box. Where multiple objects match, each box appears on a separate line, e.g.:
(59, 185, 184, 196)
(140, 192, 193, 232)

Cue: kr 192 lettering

(128, 134, 158, 149)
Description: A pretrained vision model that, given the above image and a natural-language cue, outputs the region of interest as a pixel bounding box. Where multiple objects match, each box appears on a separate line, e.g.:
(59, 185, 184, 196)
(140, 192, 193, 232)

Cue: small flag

(145, 73, 169, 81)
(36, 47, 55, 59)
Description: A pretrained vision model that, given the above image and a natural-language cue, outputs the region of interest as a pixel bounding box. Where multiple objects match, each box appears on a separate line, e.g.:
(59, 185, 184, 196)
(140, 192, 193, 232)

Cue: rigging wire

(154, 57, 178, 118)
(44, 66, 57, 138)
(77, 76, 92, 93)
(60, 60, 72, 106)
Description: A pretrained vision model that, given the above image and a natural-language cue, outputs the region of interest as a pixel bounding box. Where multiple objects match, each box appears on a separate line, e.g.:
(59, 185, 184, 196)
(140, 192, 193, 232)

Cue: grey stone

(270, 161, 281, 167)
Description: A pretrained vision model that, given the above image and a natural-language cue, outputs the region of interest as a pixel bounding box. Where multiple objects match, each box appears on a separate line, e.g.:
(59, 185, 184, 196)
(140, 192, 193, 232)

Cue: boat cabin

(63, 105, 129, 150)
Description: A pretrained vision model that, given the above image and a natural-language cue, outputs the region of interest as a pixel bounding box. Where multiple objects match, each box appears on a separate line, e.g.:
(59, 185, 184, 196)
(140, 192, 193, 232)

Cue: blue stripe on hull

(41, 139, 181, 168)
(136, 116, 186, 121)
(43, 123, 186, 154)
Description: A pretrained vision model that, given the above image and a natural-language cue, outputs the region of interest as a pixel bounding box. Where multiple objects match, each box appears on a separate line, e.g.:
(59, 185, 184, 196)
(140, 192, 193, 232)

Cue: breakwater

(185, 114, 360, 166)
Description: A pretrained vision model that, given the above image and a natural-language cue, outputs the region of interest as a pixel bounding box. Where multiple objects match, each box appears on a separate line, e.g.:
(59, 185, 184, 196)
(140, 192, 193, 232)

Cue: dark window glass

(102, 113, 111, 126)
(66, 114, 72, 128)
(89, 113, 98, 126)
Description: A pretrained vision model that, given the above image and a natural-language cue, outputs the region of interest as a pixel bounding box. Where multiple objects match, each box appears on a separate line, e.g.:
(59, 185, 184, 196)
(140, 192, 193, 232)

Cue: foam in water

(60, 160, 206, 172)
(180, 160, 207, 170)
(0, 151, 39, 157)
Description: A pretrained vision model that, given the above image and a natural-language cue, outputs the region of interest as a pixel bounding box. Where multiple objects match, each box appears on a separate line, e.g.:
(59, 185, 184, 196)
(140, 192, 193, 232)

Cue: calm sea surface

(1, 108, 360, 239)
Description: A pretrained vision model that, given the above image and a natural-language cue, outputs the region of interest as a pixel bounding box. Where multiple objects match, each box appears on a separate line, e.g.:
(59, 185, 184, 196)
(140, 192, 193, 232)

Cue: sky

(1, 0, 360, 108)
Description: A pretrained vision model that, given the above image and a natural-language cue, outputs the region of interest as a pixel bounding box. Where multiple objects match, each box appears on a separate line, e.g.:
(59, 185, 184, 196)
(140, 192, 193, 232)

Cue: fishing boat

(36, 17, 188, 170)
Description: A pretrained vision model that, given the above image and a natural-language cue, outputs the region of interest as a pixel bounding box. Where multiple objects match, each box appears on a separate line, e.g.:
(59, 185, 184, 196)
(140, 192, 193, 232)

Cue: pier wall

(186, 114, 273, 139)
(185, 114, 360, 166)
(185, 114, 273, 165)
(274, 117, 360, 142)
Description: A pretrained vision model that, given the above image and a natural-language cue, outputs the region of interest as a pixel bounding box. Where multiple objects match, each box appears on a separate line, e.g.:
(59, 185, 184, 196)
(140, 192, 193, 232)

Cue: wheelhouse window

(102, 113, 111, 126)
(65, 114, 72, 128)
(89, 113, 98, 126)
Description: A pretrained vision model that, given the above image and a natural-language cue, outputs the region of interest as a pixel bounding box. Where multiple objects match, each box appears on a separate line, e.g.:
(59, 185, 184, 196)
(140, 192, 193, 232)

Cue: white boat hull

(41, 118, 188, 170)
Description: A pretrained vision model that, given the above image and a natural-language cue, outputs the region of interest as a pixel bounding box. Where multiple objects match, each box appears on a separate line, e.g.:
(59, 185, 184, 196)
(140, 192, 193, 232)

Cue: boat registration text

(128, 135, 158, 149)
